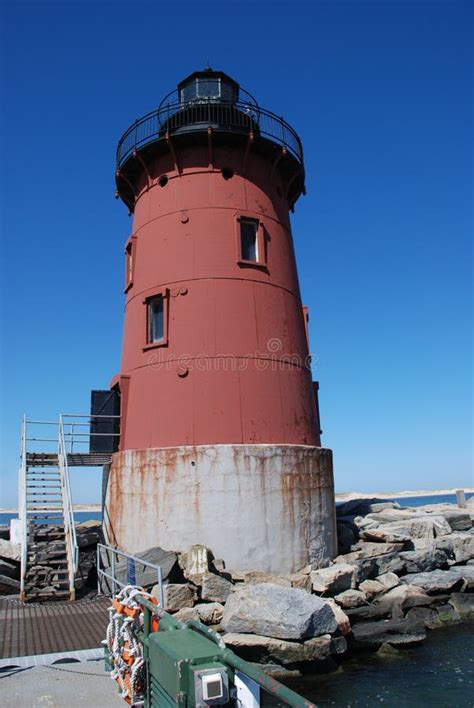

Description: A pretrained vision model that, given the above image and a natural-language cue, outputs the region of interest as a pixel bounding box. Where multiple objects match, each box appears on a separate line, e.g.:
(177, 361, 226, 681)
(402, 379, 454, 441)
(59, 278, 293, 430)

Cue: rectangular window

(148, 295, 164, 343)
(240, 220, 258, 262)
(124, 236, 136, 292)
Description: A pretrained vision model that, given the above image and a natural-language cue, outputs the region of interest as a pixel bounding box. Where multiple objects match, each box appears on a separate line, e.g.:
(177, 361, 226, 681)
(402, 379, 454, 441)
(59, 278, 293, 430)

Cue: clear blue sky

(1, 0, 472, 507)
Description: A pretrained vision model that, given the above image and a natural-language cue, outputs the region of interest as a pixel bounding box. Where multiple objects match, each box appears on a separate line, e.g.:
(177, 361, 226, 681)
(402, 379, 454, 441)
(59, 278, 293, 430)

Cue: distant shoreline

(334, 487, 474, 502)
(1, 488, 472, 514)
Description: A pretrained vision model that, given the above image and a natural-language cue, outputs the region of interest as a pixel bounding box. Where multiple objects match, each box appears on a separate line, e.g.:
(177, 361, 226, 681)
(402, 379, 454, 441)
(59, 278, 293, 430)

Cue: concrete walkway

(1, 660, 123, 707)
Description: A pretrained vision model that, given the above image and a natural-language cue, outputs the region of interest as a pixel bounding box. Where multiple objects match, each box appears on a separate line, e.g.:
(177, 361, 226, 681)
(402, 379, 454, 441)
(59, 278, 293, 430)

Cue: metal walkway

(0, 595, 111, 660)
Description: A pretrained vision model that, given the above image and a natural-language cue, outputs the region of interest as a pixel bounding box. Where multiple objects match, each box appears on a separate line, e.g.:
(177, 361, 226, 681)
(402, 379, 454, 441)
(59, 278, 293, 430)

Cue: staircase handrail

(19, 415, 27, 601)
(58, 415, 78, 592)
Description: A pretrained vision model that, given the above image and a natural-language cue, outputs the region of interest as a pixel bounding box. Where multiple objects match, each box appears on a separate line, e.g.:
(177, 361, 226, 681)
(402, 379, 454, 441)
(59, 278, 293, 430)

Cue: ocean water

(0, 511, 102, 526)
(286, 622, 474, 707)
(1, 493, 472, 527)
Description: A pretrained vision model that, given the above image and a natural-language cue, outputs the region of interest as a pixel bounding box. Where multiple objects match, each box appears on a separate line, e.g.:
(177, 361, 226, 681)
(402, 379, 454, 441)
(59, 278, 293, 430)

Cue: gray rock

(442, 512, 472, 531)
(405, 607, 440, 629)
(448, 592, 474, 619)
(455, 564, 474, 590)
(434, 603, 461, 626)
(77, 531, 102, 548)
(0, 526, 9, 540)
(351, 618, 426, 647)
(222, 633, 333, 664)
(348, 557, 378, 585)
(337, 521, 357, 554)
(173, 607, 200, 622)
(359, 579, 385, 597)
(0, 574, 20, 594)
(161, 583, 195, 612)
(361, 516, 452, 548)
(334, 589, 367, 609)
(375, 572, 400, 591)
(111, 546, 181, 589)
(242, 571, 291, 587)
(330, 636, 348, 655)
(324, 599, 352, 635)
(201, 573, 234, 603)
(195, 602, 225, 624)
(0, 559, 20, 580)
(310, 563, 354, 595)
(336, 542, 405, 562)
(365, 509, 419, 523)
(285, 573, 312, 592)
(436, 533, 474, 564)
(401, 569, 465, 594)
(346, 584, 433, 622)
(373, 552, 406, 577)
(399, 549, 449, 573)
(221, 583, 338, 640)
(180, 545, 215, 583)
(0, 539, 21, 562)
(336, 499, 400, 517)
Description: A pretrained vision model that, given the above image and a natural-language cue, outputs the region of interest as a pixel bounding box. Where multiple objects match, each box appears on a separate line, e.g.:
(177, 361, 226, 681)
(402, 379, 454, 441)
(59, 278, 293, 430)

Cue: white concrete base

(104, 444, 337, 574)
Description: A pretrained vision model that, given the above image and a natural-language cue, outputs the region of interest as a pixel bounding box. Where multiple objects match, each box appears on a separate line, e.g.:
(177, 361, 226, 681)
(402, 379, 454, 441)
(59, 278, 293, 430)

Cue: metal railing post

(111, 551, 115, 596)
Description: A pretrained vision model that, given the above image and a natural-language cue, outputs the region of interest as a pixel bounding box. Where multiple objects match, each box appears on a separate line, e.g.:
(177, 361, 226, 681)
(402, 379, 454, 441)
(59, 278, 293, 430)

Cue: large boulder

(310, 563, 354, 595)
(221, 583, 338, 640)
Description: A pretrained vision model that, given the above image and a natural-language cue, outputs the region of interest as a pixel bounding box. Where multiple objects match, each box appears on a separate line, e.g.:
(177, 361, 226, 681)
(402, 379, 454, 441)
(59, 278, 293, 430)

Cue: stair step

(25, 591, 72, 601)
(27, 491, 62, 495)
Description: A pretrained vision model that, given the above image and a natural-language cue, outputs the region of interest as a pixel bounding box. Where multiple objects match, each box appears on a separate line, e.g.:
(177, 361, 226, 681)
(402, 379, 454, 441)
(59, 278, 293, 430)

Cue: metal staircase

(18, 414, 119, 602)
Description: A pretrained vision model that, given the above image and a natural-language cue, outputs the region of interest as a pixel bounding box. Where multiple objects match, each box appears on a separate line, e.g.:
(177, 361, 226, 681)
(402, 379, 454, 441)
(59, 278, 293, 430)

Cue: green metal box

(148, 628, 231, 706)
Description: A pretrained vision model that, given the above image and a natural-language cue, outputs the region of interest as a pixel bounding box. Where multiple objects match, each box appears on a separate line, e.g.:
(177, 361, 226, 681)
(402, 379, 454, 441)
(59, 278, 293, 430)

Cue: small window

(148, 295, 164, 343)
(124, 237, 135, 292)
(240, 220, 258, 262)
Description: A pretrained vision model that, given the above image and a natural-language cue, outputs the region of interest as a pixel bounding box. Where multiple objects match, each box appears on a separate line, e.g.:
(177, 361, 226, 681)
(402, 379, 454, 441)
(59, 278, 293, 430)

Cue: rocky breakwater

(105, 496, 474, 674)
(0, 520, 103, 599)
(333, 496, 474, 649)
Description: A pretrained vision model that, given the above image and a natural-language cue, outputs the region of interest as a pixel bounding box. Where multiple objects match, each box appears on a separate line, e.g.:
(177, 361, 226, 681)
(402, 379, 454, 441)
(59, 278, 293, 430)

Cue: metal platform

(0, 595, 111, 659)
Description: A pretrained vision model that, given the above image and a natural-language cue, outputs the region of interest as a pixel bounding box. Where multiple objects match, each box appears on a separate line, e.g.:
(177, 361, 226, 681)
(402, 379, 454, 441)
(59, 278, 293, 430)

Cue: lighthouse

(104, 68, 337, 573)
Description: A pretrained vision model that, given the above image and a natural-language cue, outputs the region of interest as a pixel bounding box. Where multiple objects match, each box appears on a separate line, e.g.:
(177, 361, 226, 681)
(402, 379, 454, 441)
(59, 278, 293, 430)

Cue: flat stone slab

(401, 569, 467, 593)
(351, 618, 426, 647)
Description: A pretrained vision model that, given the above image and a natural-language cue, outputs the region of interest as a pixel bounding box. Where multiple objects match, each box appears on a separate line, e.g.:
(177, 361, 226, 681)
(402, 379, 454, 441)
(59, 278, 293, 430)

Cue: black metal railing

(116, 99, 304, 170)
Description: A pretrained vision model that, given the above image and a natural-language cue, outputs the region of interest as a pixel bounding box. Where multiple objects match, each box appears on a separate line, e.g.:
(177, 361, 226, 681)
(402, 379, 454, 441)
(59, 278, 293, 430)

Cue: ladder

(19, 417, 78, 602)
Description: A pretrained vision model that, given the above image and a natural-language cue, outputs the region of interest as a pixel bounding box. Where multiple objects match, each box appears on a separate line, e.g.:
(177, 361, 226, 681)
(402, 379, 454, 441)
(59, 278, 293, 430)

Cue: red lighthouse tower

(105, 69, 336, 573)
